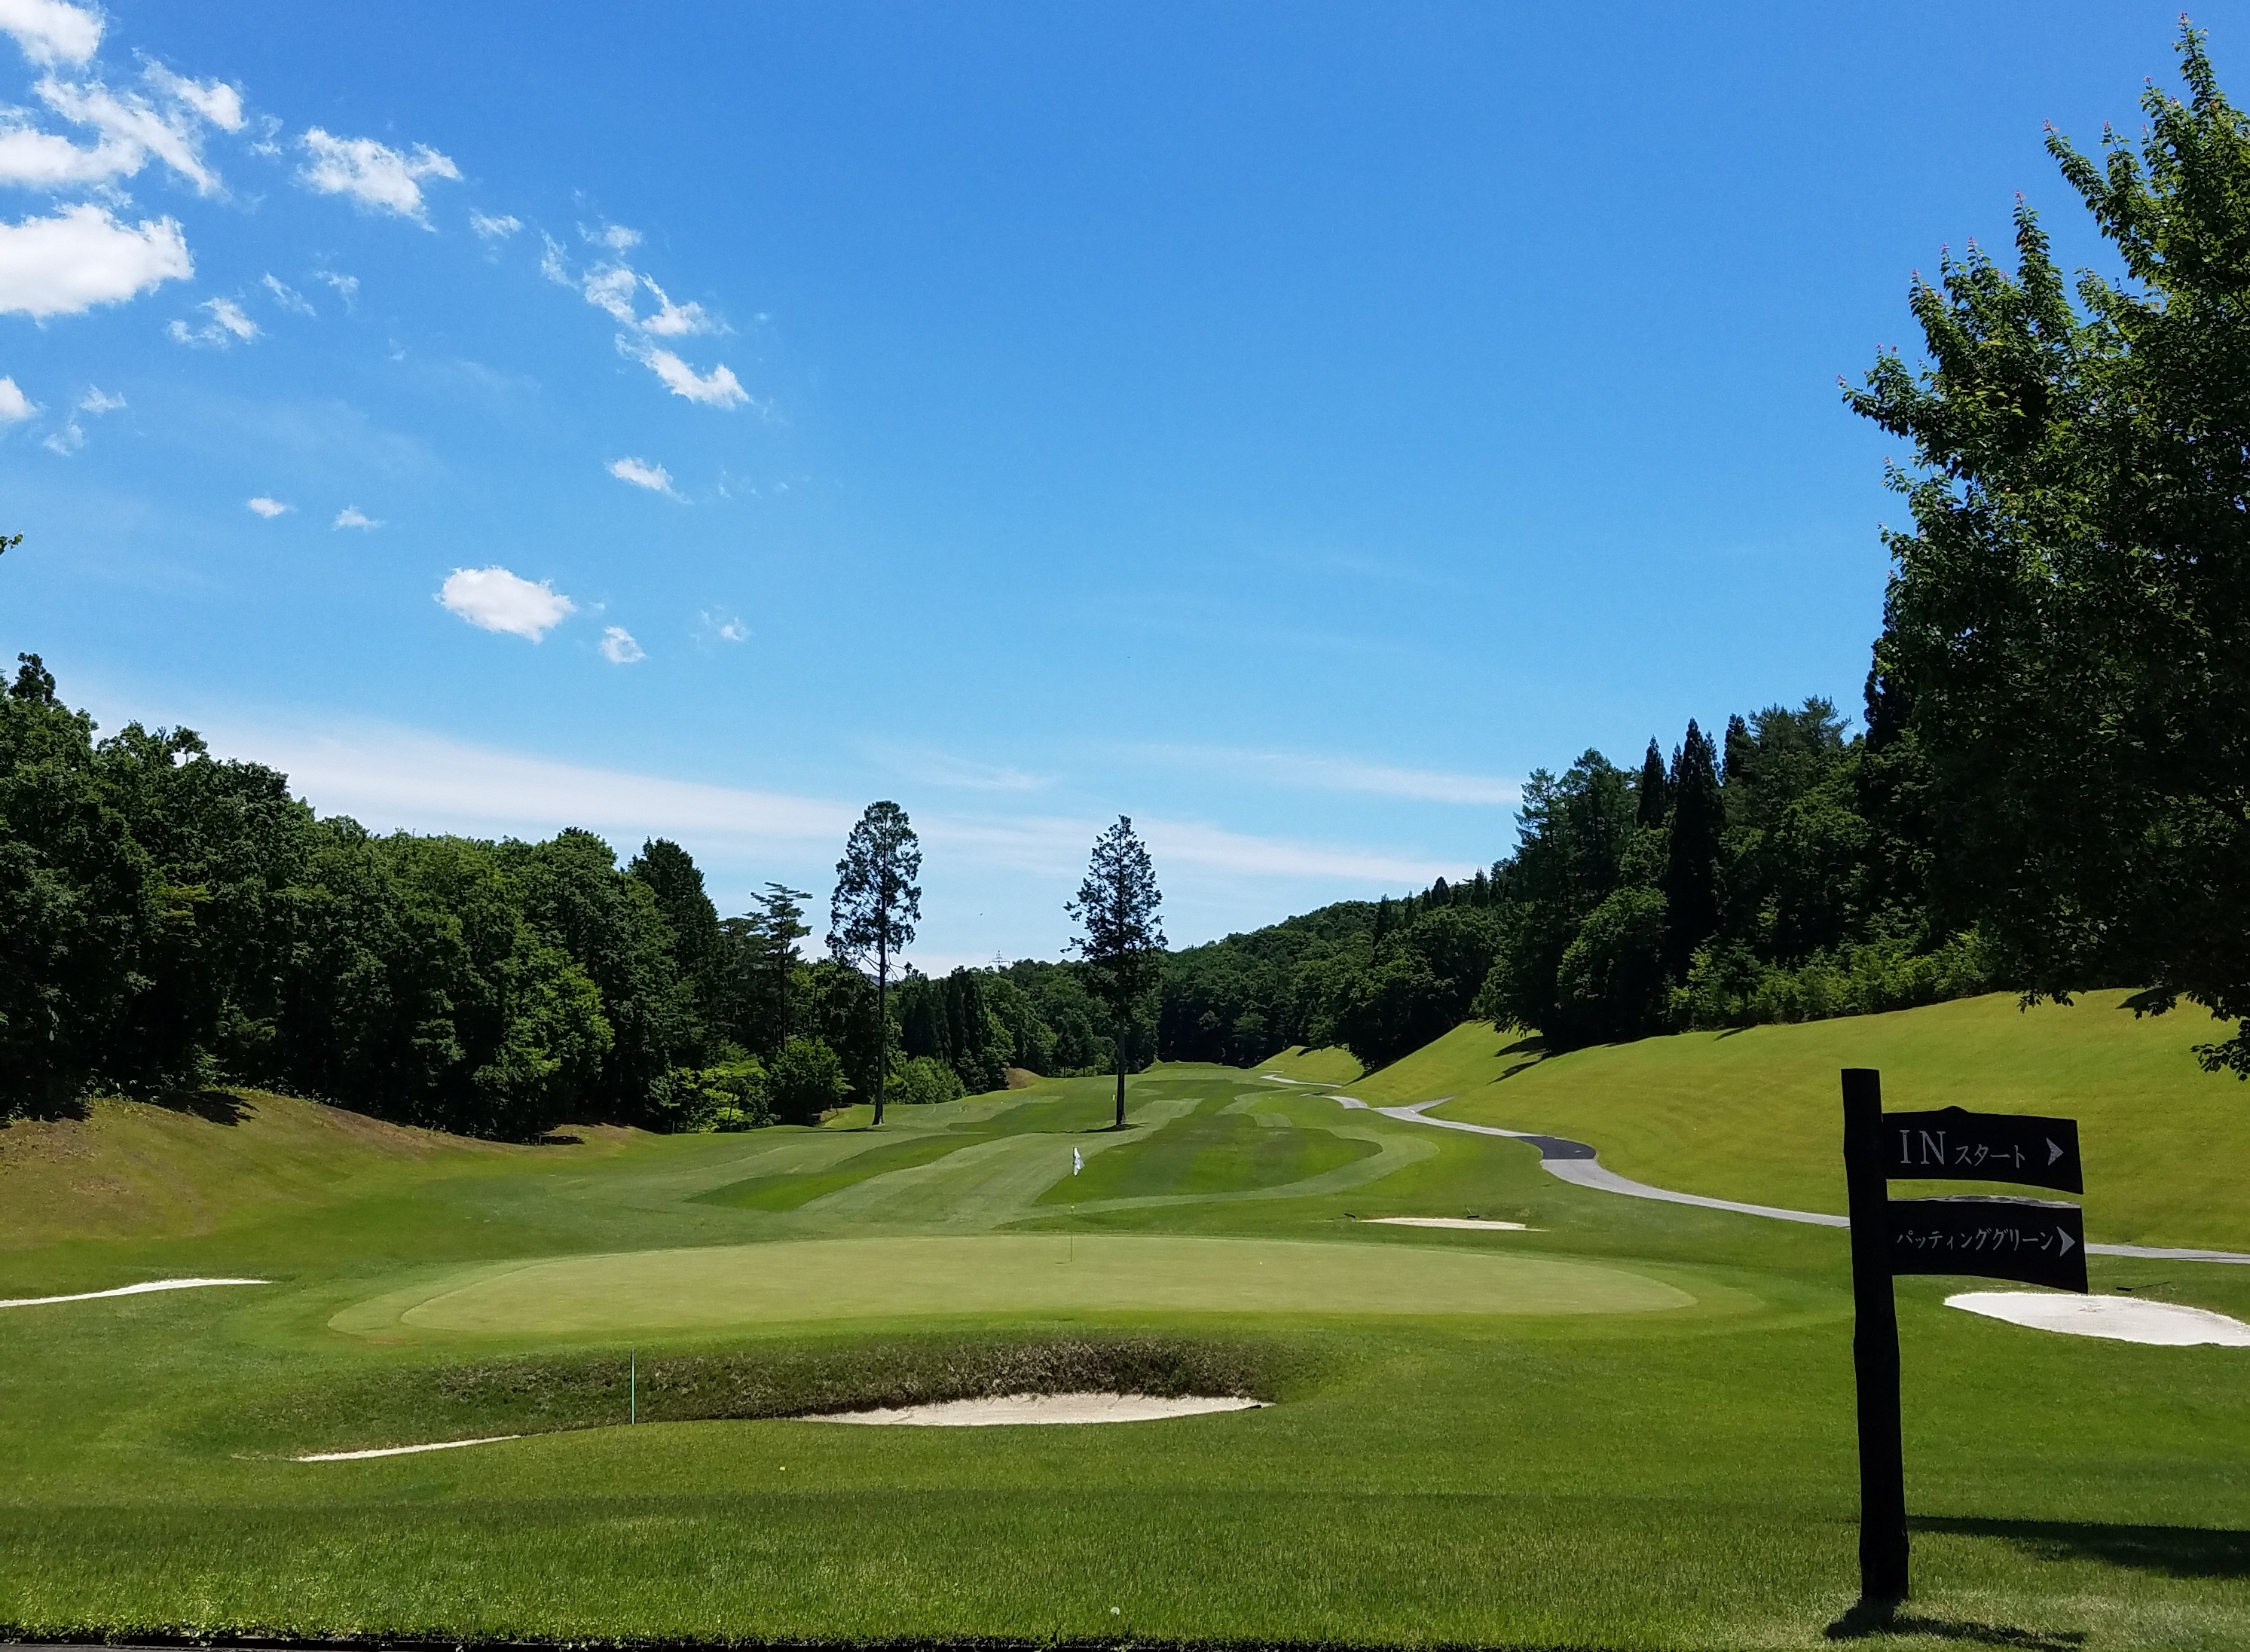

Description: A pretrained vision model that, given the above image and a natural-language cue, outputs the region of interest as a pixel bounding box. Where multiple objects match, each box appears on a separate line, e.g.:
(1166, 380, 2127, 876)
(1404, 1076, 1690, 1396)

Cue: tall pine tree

(1663, 720, 1725, 971)
(1635, 738, 1669, 829)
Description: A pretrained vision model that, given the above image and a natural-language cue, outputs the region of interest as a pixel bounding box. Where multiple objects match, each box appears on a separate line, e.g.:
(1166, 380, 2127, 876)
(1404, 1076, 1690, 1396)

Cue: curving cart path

(1341, 1093, 2250, 1266)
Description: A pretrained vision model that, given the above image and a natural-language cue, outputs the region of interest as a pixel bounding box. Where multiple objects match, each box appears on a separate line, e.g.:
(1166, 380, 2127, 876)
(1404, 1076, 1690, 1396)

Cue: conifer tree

(1065, 817, 1165, 1128)
(1663, 720, 1725, 970)
(1635, 738, 1669, 829)
(829, 802, 921, 1126)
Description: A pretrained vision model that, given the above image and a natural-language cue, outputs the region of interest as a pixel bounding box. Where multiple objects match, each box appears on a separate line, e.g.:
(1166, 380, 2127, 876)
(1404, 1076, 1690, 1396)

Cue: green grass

(1038, 1086, 1377, 1203)
(1253, 1044, 1368, 1086)
(2, 1028, 2247, 1651)
(1383, 991, 2250, 1250)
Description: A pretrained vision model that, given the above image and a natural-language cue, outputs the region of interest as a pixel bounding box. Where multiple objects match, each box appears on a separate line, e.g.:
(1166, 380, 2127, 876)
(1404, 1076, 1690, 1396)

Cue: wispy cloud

(246, 496, 290, 518)
(0, 376, 34, 422)
(607, 455, 678, 496)
(261, 273, 313, 315)
(78, 385, 122, 413)
(167, 295, 257, 347)
(598, 625, 645, 664)
(469, 210, 521, 242)
(582, 221, 640, 251)
(40, 419, 79, 453)
(30, 68, 242, 194)
(873, 744, 1050, 793)
(298, 128, 460, 224)
(699, 609, 748, 643)
(1145, 744, 1518, 806)
(438, 566, 573, 640)
(618, 334, 749, 408)
(332, 505, 378, 530)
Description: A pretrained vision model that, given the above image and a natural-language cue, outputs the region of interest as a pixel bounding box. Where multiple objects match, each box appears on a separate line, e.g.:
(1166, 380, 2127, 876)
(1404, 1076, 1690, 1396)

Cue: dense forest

(1159, 693, 1990, 1072)
(0, 654, 1134, 1135)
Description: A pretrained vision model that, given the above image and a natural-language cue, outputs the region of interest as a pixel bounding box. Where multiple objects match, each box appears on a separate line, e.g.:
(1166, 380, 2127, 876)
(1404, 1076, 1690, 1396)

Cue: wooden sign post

(1840, 1070, 2087, 1605)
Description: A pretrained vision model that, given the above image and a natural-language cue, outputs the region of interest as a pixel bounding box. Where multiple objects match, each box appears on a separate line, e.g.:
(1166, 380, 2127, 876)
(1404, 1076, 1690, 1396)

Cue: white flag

(1072, 1147, 1084, 1175)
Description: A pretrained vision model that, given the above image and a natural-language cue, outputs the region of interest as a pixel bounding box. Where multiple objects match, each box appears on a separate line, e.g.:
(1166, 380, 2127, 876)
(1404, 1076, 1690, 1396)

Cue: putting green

(333, 1235, 1697, 1337)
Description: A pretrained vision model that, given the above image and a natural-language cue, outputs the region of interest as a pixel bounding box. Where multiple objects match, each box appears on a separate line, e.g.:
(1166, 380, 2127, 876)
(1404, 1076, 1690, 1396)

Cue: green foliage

(767, 1034, 850, 1124)
(654, 1057, 773, 1132)
(829, 802, 921, 1122)
(886, 1052, 967, 1107)
(1845, 24, 2250, 1075)
(896, 966, 1013, 1093)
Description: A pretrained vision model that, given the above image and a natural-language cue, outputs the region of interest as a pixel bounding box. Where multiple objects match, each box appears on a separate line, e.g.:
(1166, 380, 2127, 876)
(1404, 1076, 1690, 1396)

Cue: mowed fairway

(3, 1032, 2248, 1651)
(339, 1234, 1694, 1336)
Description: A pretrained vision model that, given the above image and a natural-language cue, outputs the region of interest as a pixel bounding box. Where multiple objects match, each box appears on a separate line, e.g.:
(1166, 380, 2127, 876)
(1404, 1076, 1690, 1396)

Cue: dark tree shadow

(148, 1089, 252, 1125)
(535, 1130, 585, 1145)
(1825, 1598, 2086, 1648)
(1911, 1516, 2250, 1580)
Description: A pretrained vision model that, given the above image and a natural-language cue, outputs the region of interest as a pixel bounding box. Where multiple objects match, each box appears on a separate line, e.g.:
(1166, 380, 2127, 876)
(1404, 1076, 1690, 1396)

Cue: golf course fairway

(336, 1233, 1696, 1336)
(5, 1019, 2248, 1652)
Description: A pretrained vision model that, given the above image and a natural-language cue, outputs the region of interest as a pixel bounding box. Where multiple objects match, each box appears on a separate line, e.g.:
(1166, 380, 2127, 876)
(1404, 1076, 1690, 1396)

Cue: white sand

(0, 1278, 267, 1308)
(1946, 1291, 2250, 1346)
(801, 1392, 1264, 1427)
(298, 1434, 523, 1461)
(1364, 1217, 1529, 1232)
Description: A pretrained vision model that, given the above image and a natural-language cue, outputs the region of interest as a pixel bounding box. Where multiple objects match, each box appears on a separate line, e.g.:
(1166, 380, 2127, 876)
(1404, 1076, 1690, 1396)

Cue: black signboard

(1882, 1106, 2082, 1194)
(1839, 1068, 2093, 1608)
(1886, 1194, 2088, 1293)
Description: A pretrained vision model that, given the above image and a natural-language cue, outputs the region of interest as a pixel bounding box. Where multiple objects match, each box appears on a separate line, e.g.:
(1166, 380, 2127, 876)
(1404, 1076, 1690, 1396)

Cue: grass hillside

(0, 1092, 542, 1250)
(1330, 991, 2248, 1251)
(1249, 1044, 1367, 1086)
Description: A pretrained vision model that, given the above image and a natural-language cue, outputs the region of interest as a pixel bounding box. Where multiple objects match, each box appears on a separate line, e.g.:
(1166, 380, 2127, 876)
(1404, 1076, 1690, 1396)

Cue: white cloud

(538, 231, 571, 286)
(261, 273, 313, 315)
(618, 334, 748, 408)
(77, 383, 121, 412)
(206, 718, 858, 850)
(167, 295, 257, 347)
(582, 262, 637, 322)
(0, 374, 33, 420)
(246, 496, 289, 518)
(36, 74, 225, 194)
(599, 625, 644, 664)
(873, 745, 1049, 792)
(607, 455, 677, 496)
(0, 119, 134, 186)
(634, 274, 713, 337)
(699, 609, 748, 643)
(0, 204, 191, 317)
(439, 566, 574, 640)
(140, 65, 244, 133)
(0, 0, 101, 67)
(316, 270, 357, 307)
(469, 210, 520, 241)
(332, 505, 378, 530)
(1148, 745, 1521, 806)
(584, 221, 640, 250)
(39, 418, 77, 452)
(298, 128, 460, 224)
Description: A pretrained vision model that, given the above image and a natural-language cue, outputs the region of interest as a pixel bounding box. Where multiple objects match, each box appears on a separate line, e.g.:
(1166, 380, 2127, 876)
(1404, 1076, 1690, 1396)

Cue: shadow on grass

(1824, 1599, 2085, 1648)
(149, 1089, 252, 1125)
(1912, 1515, 2250, 1580)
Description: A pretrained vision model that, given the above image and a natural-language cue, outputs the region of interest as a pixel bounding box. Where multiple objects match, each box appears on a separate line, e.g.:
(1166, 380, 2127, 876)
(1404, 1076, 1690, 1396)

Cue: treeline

(1159, 695, 1992, 1071)
(0, 658, 1121, 1134)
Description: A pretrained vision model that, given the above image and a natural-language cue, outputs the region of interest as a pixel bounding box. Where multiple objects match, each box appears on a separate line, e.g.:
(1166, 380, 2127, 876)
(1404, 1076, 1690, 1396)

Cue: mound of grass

(1386, 992, 2250, 1250)
(234, 1330, 1304, 1456)
(1040, 1089, 1376, 1203)
(1253, 1045, 1367, 1086)
(333, 1233, 1700, 1337)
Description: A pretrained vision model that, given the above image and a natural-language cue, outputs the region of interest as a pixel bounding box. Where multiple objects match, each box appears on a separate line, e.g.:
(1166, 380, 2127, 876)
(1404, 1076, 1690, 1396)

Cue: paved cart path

(1326, 1090, 2250, 1266)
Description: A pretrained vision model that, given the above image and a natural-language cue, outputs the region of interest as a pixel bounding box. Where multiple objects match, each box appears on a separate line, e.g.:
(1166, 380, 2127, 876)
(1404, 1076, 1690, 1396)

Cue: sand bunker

(0, 1278, 267, 1309)
(1947, 1291, 2250, 1346)
(802, 1392, 1264, 1427)
(1365, 1217, 1529, 1231)
(298, 1434, 523, 1462)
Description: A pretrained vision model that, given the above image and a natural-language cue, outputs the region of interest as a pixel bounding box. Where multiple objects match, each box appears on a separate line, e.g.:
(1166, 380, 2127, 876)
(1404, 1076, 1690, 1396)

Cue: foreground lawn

(2, 1048, 2245, 1650)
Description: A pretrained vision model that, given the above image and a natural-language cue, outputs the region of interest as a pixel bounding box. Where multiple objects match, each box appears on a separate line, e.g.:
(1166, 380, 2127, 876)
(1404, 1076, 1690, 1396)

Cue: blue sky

(0, 0, 2235, 966)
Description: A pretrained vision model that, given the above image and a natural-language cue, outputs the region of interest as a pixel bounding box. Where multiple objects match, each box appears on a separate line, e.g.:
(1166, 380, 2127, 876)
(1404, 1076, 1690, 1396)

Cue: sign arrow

(2047, 1137, 2063, 1166)
(2058, 1229, 2075, 1257)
